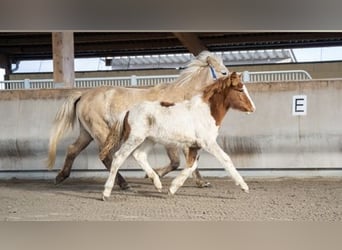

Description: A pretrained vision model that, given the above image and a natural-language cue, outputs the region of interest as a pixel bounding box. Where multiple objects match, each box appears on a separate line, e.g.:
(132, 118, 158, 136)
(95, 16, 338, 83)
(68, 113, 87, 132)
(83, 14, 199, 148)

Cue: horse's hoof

(152, 178, 163, 192)
(102, 195, 109, 201)
(240, 183, 249, 193)
(154, 184, 162, 193)
(55, 174, 67, 185)
(167, 190, 174, 196)
(168, 186, 178, 196)
(196, 181, 211, 188)
(119, 183, 132, 191)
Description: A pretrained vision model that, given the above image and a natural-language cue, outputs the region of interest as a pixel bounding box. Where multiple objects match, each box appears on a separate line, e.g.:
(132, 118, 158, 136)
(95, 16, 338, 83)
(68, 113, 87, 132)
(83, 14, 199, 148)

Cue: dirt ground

(0, 177, 341, 221)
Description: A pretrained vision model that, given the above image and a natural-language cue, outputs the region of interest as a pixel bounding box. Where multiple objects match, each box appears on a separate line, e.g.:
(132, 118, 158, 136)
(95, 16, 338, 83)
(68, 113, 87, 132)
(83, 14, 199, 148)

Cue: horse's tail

(47, 92, 82, 169)
(99, 111, 131, 161)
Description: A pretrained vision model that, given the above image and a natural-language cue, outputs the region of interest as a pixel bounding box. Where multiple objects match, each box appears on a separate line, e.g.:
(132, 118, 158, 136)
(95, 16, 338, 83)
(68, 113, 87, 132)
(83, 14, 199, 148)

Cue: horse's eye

(234, 88, 244, 92)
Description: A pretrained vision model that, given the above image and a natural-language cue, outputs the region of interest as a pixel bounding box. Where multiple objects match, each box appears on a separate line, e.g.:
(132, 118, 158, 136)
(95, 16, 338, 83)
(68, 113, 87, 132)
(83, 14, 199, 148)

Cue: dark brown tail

(99, 111, 130, 161)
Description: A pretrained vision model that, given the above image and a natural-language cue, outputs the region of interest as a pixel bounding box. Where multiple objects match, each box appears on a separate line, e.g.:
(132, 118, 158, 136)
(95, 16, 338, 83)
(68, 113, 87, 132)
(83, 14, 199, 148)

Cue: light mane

(154, 51, 223, 90)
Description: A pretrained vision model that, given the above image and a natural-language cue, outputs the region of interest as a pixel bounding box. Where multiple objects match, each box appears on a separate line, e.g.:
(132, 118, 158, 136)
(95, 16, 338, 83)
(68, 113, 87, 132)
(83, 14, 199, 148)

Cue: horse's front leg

(168, 147, 200, 195)
(204, 142, 249, 193)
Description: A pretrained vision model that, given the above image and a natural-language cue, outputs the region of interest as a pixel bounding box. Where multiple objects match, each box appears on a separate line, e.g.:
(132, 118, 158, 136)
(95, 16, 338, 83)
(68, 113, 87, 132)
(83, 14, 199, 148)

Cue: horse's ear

(230, 72, 240, 86)
(224, 75, 232, 87)
(206, 56, 214, 66)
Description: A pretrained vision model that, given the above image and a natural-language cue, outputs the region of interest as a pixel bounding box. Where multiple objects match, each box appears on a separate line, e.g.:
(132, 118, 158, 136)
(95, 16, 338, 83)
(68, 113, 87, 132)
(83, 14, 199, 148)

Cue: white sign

(292, 95, 307, 116)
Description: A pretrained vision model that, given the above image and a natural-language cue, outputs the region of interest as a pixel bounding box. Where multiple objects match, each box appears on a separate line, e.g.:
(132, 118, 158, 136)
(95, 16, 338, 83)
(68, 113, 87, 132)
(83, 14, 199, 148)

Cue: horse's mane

(154, 51, 223, 90)
(201, 72, 239, 102)
(202, 77, 228, 102)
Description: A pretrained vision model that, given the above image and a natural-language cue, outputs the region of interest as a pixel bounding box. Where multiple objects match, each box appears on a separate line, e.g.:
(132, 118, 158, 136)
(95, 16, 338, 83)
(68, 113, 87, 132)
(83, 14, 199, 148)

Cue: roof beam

(2, 32, 342, 61)
(173, 32, 207, 56)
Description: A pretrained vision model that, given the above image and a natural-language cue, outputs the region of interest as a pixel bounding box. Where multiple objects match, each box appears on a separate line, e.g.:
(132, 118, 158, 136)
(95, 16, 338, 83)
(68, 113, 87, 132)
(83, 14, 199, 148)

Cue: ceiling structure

(1, 32, 342, 63)
(111, 49, 295, 70)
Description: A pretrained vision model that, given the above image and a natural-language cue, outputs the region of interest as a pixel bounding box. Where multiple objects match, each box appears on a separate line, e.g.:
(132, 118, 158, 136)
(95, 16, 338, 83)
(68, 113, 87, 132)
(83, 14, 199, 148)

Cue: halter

(209, 65, 217, 80)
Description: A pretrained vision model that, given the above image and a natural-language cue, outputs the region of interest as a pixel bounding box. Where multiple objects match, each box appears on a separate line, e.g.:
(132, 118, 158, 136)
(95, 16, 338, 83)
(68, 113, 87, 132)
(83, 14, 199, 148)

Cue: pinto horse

(100, 72, 256, 200)
(47, 51, 228, 189)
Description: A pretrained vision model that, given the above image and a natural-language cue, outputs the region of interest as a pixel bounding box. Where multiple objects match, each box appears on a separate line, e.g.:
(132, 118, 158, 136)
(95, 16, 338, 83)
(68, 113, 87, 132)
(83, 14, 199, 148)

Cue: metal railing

(0, 75, 179, 90)
(0, 70, 312, 90)
(243, 70, 312, 82)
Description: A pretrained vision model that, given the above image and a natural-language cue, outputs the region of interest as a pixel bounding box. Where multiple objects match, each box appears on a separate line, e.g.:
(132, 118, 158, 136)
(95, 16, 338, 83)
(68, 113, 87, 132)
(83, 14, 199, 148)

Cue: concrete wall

(9, 61, 342, 80)
(0, 80, 341, 179)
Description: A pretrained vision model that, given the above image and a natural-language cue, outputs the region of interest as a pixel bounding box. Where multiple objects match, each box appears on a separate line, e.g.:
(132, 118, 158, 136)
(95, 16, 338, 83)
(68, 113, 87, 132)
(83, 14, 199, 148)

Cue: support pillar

(0, 54, 11, 81)
(52, 32, 75, 88)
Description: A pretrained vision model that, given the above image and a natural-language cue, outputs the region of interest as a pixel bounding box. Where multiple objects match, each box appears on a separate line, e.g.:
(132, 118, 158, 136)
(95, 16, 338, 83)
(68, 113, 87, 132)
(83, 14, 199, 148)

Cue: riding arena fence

(0, 70, 312, 90)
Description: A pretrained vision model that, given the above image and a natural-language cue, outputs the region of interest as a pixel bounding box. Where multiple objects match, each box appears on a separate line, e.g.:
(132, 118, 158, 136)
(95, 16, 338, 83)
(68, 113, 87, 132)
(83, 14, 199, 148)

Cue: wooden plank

(173, 32, 207, 56)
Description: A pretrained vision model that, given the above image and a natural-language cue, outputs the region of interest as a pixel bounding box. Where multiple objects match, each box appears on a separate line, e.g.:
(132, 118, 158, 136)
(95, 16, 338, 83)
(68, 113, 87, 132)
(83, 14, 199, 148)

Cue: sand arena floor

(0, 177, 341, 221)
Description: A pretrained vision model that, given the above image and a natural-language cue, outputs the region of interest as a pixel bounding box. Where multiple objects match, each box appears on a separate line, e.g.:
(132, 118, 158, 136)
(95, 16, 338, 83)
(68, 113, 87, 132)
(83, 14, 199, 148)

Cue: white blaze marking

(243, 85, 256, 111)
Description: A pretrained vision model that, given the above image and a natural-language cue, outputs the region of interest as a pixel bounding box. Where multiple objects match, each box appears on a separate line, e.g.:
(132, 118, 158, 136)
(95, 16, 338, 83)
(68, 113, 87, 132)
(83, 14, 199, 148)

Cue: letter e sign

(292, 95, 307, 116)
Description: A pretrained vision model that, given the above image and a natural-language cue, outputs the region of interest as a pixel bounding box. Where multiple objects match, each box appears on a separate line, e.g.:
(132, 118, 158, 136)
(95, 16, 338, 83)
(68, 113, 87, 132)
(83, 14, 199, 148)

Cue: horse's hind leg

(192, 167, 211, 188)
(132, 141, 162, 192)
(101, 152, 130, 190)
(94, 125, 130, 190)
(103, 136, 144, 200)
(153, 146, 180, 177)
(169, 147, 199, 195)
(182, 147, 211, 188)
(55, 126, 92, 184)
(154, 146, 211, 188)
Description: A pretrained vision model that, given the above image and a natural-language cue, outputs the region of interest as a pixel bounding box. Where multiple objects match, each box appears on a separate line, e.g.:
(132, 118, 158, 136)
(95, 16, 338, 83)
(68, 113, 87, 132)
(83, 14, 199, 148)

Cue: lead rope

(209, 65, 217, 80)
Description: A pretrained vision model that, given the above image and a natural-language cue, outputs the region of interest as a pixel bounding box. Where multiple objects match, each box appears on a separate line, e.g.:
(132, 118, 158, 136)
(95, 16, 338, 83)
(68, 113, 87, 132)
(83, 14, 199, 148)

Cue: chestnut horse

(47, 51, 228, 189)
(100, 72, 256, 200)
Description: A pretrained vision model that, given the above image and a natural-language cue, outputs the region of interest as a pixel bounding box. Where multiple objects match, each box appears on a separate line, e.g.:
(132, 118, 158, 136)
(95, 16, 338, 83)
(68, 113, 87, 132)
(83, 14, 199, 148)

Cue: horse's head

(196, 50, 229, 79)
(224, 72, 256, 113)
(202, 71, 255, 126)
(206, 54, 228, 79)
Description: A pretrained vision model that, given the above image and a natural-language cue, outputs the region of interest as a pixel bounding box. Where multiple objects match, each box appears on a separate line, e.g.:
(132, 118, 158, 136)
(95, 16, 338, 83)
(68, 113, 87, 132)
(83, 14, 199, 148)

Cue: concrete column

(52, 32, 75, 88)
(0, 54, 11, 81)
